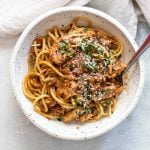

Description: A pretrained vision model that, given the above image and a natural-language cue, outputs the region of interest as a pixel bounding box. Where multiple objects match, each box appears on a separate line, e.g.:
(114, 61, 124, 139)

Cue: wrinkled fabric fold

(135, 0, 150, 25)
(0, 0, 149, 38)
(88, 0, 138, 38)
(0, 0, 71, 38)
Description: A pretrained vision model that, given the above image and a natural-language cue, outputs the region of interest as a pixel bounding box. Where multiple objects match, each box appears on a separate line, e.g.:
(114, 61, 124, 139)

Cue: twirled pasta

(23, 17, 126, 123)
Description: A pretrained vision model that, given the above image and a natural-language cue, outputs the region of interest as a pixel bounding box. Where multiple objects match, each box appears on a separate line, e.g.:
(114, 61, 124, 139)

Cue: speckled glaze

(10, 7, 144, 140)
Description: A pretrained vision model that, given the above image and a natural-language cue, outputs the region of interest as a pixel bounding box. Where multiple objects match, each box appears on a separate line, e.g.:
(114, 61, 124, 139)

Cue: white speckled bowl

(10, 7, 144, 140)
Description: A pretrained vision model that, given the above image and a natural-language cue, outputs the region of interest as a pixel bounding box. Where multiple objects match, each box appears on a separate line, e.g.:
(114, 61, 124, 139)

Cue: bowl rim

(10, 6, 145, 140)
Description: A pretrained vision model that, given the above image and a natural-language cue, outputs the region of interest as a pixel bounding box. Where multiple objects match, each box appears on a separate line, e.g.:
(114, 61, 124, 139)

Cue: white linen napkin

(88, 0, 150, 38)
(0, 0, 90, 38)
(0, 0, 149, 38)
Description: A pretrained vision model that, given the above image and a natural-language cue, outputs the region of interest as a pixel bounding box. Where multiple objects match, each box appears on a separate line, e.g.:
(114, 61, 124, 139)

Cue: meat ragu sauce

(23, 17, 126, 123)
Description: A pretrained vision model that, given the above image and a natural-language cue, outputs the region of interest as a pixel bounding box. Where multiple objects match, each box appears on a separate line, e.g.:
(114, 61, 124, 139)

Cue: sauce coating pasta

(22, 17, 126, 123)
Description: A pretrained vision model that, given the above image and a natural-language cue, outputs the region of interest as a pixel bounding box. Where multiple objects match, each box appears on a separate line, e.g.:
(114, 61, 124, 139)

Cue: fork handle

(124, 34, 150, 74)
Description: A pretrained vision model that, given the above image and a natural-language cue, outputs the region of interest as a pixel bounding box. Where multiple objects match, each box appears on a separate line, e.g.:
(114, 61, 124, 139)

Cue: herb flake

(105, 99, 111, 106)
(60, 41, 74, 56)
(80, 40, 95, 54)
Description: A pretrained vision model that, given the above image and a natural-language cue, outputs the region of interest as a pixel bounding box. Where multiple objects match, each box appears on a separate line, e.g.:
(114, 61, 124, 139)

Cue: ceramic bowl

(10, 7, 144, 140)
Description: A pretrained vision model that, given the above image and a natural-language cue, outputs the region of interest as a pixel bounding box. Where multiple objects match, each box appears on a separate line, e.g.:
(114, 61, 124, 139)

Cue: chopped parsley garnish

(72, 96, 83, 107)
(83, 61, 97, 72)
(95, 90, 112, 100)
(80, 40, 105, 58)
(83, 54, 97, 72)
(105, 99, 111, 106)
(103, 57, 111, 66)
(83, 81, 93, 101)
(60, 41, 74, 56)
(97, 47, 104, 55)
(60, 41, 68, 50)
(95, 91, 103, 100)
(85, 108, 92, 114)
(87, 93, 92, 100)
(79, 40, 101, 72)
(85, 54, 91, 60)
(84, 80, 91, 90)
(61, 49, 70, 55)
(95, 90, 108, 100)
(80, 40, 95, 54)
(76, 99, 83, 106)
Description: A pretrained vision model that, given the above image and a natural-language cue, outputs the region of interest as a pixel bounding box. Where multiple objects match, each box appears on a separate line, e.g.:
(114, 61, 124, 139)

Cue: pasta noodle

(22, 17, 126, 123)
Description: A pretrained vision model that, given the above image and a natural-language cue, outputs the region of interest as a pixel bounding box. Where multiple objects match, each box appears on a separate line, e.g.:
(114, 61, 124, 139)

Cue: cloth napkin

(0, 0, 91, 38)
(88, 0, 150, 38)
(0, 0, 149, 39)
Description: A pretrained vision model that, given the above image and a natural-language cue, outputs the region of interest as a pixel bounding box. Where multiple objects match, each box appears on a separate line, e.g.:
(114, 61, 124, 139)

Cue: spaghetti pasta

(22, 17, 126, 123)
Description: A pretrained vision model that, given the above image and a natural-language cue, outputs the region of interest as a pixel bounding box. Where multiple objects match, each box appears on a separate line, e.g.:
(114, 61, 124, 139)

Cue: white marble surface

(0, 9, 150, 150)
